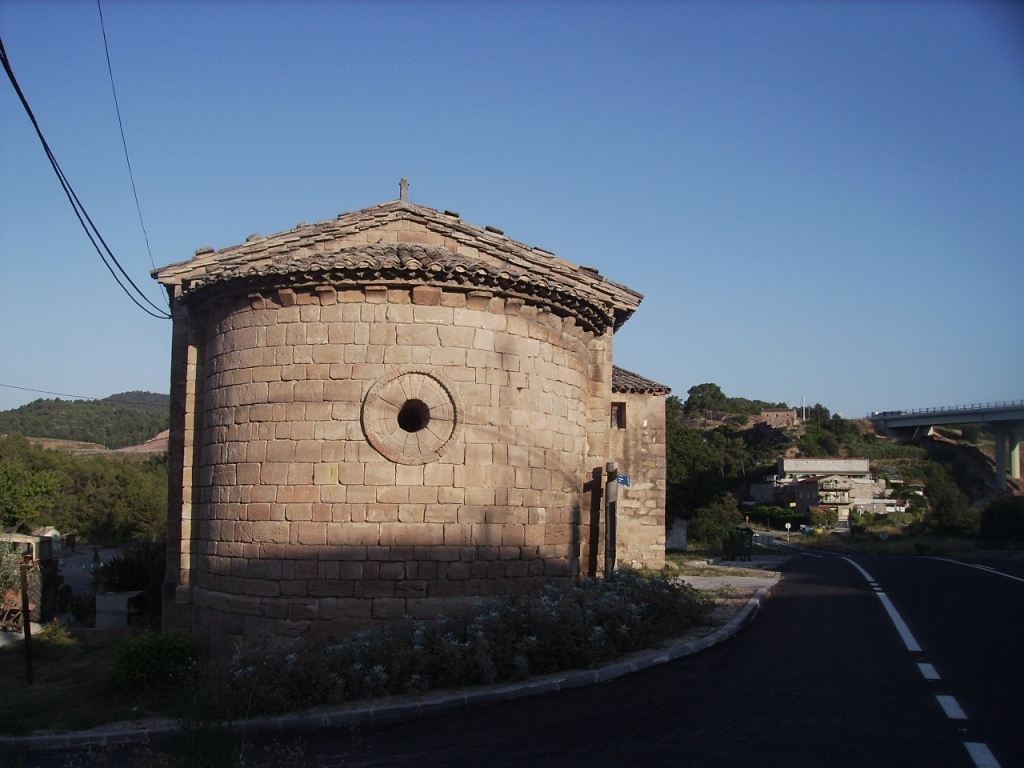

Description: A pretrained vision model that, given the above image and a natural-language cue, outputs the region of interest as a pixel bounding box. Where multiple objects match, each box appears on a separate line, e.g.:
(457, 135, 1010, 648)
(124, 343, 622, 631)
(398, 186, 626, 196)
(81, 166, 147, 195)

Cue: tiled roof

(611, 366, 671, 394)
(154, 199, 643, 333)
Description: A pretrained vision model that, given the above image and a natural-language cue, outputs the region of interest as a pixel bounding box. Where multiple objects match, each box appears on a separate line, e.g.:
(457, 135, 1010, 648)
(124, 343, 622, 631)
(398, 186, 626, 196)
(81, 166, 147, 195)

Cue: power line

(0, 34, 171, 320)
(0, 384, 96, 400)
(0, 383, 168, 409)
(96, 0, 157, 273)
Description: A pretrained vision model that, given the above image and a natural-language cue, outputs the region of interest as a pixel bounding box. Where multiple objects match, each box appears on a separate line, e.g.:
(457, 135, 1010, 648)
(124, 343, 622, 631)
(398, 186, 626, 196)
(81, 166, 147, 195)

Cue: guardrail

(867, 400, 1024, 419)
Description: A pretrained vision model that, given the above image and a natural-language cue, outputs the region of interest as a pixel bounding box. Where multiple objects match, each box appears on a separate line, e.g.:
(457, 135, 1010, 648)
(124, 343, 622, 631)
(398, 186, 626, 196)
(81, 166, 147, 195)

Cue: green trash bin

(721, 526, 754, 561)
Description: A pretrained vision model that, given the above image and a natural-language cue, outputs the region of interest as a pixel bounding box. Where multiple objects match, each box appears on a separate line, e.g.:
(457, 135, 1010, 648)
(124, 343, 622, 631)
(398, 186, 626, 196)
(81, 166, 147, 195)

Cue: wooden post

(20, 562, 33, 685)
(604, 462, 618, 578)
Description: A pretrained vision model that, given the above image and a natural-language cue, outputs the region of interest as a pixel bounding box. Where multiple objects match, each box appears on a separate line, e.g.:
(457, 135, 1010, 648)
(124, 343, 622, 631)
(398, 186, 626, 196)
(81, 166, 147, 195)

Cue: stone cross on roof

(399, 178, 409, 201)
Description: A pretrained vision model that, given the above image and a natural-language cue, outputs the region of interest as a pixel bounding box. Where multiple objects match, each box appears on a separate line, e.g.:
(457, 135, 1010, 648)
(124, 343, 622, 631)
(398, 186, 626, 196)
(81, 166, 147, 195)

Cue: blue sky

(1, 1, 1021, 418)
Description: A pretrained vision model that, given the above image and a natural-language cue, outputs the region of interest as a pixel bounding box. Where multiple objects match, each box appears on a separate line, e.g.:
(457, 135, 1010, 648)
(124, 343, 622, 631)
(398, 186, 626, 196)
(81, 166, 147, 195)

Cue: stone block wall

(608, 391, 667, 569)
(580, 332, 613, 577)
(181, 284, 596, 655)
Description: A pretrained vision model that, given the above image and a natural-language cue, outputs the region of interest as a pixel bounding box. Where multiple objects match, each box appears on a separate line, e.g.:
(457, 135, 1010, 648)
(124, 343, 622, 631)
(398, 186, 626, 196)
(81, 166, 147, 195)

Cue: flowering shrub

(229, 572, 712, 716)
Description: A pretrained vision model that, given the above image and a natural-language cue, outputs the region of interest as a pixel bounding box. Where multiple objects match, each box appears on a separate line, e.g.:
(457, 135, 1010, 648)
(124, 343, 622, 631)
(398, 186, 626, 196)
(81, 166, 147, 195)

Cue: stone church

(154, 183, 669, 655)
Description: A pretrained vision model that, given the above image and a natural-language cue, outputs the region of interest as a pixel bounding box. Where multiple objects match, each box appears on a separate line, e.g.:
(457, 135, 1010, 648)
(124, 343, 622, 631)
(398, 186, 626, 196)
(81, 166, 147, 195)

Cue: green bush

(959, 425, 981, 444)
(745, 505, 805, 531)
(0, 541, 20, 597)
(809, 507, 839, 528)
(93, 542, 166, 593)
(979, 496, 1024, 543)
(688, 495, 743, 543)
(70, 593, 95, 625)
(110, 631, 197, 692)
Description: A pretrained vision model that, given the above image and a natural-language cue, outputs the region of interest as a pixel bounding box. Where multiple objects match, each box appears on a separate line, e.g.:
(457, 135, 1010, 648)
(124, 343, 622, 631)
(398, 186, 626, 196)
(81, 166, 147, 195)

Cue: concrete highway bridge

(868, 401, 1023, 490)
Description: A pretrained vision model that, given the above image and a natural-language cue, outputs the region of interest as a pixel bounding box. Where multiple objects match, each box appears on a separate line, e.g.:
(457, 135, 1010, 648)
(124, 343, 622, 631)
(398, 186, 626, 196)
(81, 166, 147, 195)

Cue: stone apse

(155, 185, 668, 655)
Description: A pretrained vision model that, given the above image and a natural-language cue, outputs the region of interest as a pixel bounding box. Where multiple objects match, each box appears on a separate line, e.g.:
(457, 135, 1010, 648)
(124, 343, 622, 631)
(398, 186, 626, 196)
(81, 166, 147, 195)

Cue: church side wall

(608, 391, 667, 570)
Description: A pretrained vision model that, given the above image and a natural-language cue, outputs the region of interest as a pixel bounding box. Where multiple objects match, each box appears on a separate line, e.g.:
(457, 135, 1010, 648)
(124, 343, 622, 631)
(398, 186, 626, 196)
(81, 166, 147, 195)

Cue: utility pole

(20, 561, 34, 684)
(604, 462, 618, 578)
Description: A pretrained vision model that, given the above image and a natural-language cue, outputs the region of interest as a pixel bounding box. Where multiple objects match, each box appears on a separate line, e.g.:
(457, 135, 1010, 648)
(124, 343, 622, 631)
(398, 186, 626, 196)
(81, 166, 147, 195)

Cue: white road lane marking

(964, 742, 1002, 768)
(877, 593, 923, 652)
(937, 695, 968, 719)
(840, 558, 1006, 768)
(918, 663, 940, 680)
(841, 558, 923, 652)
(930, 558, 1024, 584)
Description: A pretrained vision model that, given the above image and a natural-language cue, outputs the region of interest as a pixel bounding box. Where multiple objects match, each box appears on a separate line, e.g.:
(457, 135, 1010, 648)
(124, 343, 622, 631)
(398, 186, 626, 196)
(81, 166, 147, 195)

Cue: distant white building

(778, 458, 870, 479)
(774, 458, 888, 522)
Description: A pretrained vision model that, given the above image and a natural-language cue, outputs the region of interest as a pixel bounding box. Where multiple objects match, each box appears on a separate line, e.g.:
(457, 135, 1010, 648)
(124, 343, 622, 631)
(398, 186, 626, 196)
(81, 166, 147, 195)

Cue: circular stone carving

(361, 369, 461, 464)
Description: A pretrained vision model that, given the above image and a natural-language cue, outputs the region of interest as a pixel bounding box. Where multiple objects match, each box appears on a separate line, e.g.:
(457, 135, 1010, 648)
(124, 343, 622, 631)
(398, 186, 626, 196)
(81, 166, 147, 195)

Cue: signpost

(20, 562, 33, 685)
(785, 522, 792, 541)
(605, 463, 618, 578)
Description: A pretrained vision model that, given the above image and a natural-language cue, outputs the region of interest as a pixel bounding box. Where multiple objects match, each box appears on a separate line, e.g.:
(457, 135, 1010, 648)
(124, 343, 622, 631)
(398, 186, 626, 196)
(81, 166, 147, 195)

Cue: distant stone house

(153, 186, 668, 655)
(760, 409, 799, 428)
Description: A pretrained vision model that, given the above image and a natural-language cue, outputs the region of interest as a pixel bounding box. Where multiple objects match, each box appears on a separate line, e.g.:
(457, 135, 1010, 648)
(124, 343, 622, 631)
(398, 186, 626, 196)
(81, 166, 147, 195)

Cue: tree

(959, 424, 981, 444)
(798, 425, 840, 457)
(683, 383, 727, 416)
(665, 397, 729, 516)
(979, 496, 1024, 542)
(809, 507, 838, 528)
(688, 495, 744, 544)
(0, 435, 167, 542)
(0, 394, 168, 449)
(915, 463, 977, 537)
(0, 456, 60, 530)
(807, 403, 830, 425)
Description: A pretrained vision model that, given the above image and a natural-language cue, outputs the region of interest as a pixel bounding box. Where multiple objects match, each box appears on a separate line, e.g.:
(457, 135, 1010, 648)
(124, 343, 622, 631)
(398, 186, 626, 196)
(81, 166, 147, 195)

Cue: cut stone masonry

(155, 190, 669, 656)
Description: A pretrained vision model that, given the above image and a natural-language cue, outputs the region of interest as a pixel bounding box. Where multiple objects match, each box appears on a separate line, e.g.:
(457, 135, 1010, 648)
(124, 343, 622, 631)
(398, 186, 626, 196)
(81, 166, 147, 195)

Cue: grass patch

(668, 542, 722, 560)
(0, 625, 152, 736)
(664, 554, 762, 578)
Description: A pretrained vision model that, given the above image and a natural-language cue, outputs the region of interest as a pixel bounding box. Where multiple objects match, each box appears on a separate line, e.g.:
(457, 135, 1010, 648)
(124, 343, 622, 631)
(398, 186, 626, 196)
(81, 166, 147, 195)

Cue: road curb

(1, 583, 774, 753)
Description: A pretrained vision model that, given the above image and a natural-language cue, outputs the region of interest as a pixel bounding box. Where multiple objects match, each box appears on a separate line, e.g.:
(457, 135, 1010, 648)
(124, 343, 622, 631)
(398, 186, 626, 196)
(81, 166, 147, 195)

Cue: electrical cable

(0, 34, 171, 320)
(96, 0, 158, 274)
(0, 384, 97, 401)
(0, 383, 167, 409)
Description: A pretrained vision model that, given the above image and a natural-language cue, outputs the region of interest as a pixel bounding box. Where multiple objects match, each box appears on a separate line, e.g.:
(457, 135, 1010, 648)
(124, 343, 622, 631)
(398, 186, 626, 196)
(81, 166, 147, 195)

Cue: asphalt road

(857, 552, 1024, 768)
(12, 551, 1021, 767)
(256, 551, 1021, 767)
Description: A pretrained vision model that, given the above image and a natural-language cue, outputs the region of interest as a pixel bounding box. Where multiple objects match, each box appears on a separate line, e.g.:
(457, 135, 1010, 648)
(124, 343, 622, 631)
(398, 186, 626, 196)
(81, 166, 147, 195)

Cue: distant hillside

(101, 391, 170, 413)
(0, 391, 169, 449)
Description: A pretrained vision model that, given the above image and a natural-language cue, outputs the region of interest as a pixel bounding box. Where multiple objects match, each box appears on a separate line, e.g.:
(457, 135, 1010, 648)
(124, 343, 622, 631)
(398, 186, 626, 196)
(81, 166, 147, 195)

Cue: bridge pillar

(995, 432, 1008, 490)
(1010, 426, 1021, 481)
(992, 426, 1022, 490)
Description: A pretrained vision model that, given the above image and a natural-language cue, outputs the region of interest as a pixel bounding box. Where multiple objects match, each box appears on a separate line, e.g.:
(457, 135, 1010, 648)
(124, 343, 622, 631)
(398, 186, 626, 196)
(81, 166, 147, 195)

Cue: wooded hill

(667, 382, 1016, 541)
(0, 433, 166, 543)
(0, 391, 169, 449)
